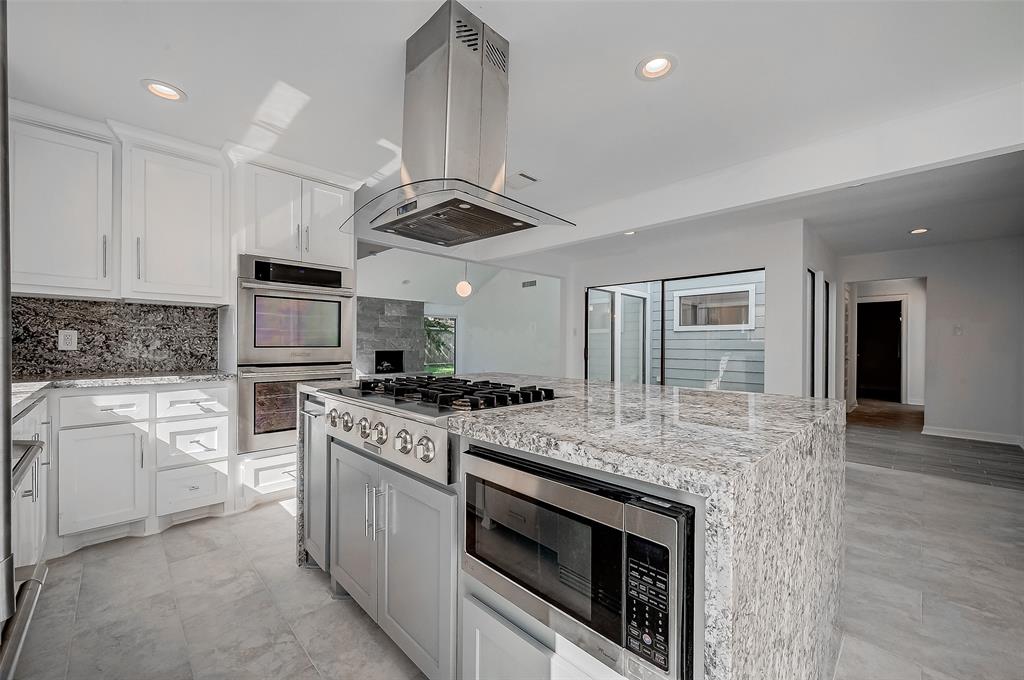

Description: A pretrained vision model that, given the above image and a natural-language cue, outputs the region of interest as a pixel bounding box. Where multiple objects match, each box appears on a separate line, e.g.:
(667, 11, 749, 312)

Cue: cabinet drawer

(243, 452, 297, 495)
(156, 462, 228, 516)
(156, 416, 229, 468)
(156, 386, 231, 418)
(61, 393, 150, 427)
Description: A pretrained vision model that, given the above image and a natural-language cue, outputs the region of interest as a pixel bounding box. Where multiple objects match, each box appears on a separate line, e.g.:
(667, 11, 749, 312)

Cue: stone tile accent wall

(355, 296, 425, 376)
(11, 296, 219, 379)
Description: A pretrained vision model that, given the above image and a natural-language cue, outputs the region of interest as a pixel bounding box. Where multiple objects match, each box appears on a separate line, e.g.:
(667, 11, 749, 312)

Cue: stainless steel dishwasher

(301, 396, 329, 571)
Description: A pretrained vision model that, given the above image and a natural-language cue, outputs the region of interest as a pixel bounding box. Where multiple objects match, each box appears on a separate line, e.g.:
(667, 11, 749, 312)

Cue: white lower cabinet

(330, 443, 456, 680)
(58, 423, 150, 535)
(156, 462, 228, 516)
(462, 596, 554, 680)
(12, 398, 49, 571)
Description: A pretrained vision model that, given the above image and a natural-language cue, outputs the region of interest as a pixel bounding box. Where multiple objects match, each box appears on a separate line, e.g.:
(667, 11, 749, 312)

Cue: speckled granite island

(298, 374, 845, 680)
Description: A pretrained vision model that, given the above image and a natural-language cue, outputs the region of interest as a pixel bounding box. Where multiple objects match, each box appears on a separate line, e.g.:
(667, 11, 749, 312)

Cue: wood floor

(847, 399, 1024, 491)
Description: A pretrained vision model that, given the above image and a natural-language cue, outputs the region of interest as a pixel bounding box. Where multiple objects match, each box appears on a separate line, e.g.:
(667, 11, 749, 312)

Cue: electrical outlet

(58, 330, 79, 351)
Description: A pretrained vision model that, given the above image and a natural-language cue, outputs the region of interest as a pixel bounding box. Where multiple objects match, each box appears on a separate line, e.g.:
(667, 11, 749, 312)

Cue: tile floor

(16, 459, 1024, 679)
(847, 399, 1024, 491)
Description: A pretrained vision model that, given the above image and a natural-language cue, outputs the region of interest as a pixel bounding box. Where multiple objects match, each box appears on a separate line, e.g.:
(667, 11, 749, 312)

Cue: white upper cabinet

(243, 164, 353, 268)
(303, 179, 354, 269)
(10, 121, 115, 297)
(245, 164, 303, 260)
(121, 146, 227, 303)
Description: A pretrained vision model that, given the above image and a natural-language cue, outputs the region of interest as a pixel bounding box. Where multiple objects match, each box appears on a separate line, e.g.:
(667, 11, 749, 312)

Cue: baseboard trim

(921, 425, 1024, 447)
(906, 398, 924, 406)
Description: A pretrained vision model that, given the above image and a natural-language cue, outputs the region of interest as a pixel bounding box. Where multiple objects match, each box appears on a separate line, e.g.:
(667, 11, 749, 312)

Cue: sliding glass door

(586, 289, 614, 381)
(619, 293, 646, 384)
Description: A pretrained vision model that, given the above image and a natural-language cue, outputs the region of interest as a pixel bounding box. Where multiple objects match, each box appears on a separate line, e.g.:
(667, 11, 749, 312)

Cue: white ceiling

(540, 150, 1024, 260)
(9, 0, 1024, 219)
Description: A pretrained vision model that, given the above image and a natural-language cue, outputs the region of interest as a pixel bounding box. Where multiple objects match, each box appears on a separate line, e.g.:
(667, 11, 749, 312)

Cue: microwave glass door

(465, 473, 623, 642)
(254, 295, 341, 348)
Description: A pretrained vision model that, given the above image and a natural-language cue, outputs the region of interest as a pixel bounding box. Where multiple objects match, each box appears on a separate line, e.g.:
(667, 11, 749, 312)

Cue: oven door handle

(239, 280, 354, 298)
(238, 369, 352, 380)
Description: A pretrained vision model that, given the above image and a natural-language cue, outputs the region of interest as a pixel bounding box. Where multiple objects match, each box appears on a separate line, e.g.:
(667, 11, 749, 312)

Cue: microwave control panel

(625, 534, 671, 673)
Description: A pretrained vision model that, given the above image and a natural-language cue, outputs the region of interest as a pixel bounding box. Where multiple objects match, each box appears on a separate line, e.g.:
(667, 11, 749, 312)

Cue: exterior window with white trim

(672, 284, 756, 332)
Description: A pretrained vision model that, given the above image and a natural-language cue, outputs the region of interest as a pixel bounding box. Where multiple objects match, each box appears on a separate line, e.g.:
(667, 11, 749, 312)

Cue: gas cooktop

(319, 375, 559, 422)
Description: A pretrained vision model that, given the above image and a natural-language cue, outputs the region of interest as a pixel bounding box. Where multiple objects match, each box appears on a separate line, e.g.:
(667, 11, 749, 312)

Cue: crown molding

(9, 99, 115, 142)
(222, 141, 364, 191)
(108, 119, 224, 165)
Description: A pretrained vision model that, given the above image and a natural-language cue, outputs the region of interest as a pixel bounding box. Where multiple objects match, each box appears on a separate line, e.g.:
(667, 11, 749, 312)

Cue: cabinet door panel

(10, 122, 114, 295)
(462, 596, 553, 680)
(378, 466, 456, 680)
(58, 423, 150, 535)
(330, 443, 378, 617)
(246, 166, 302, 259)
(126, 148, 225, 300)
(302, 179, 352, 268)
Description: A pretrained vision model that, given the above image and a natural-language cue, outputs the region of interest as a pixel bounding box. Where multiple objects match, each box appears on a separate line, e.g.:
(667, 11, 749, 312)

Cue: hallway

(847, 399, 1024, 491)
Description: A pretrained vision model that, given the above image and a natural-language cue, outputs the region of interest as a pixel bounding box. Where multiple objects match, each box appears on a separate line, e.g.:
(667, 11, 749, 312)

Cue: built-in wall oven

(236, 255, 354, 367)
(236, 255, 354, 454)
(462, 446, 694, 680)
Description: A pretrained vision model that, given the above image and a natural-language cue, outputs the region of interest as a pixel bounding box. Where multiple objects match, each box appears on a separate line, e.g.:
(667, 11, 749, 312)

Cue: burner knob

(371, 422, 388, 445)
(415, 436, 436, 463)
(357, 417, 371, 439)
(340, 412, 354, 432)
(327, 409, 339, 428)
(394, 429, 413, 455)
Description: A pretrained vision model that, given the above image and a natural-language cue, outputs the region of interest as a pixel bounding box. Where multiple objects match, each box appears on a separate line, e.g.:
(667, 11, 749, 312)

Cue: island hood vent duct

(341, 0, 574, 247)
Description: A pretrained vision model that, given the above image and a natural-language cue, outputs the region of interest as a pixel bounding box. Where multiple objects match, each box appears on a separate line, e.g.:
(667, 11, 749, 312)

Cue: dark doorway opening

(857, 300, 902, 402)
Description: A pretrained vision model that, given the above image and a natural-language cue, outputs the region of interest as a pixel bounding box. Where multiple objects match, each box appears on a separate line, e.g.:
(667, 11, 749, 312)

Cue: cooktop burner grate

(355, 376, 557, 412)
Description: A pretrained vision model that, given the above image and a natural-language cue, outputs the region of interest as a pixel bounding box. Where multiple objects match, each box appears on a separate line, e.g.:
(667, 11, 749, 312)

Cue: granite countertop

(11, 372, 236, 419)
(306, 372, 841, 496)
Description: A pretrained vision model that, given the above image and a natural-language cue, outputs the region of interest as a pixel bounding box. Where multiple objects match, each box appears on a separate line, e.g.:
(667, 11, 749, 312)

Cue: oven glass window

(465, 474, 623, 643)
(253, 380, 299, 435)
(254, 296, 341, 347)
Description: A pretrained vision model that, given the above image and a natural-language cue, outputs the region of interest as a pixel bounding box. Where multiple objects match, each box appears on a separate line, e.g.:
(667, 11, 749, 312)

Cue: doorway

(856, 300, 902, 402)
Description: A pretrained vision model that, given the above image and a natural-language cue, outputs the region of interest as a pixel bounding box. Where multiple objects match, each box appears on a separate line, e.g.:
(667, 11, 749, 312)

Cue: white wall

(840, 237, 1024, 444)
(565, 220, 807, 396)
(457, 270, 564, 377)
(804, 227, 842, 399)
(855, 278, 927, 405)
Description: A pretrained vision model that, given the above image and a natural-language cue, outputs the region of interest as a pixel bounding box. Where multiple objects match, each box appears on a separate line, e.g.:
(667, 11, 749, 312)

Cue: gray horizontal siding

(652, 270, 766, 393)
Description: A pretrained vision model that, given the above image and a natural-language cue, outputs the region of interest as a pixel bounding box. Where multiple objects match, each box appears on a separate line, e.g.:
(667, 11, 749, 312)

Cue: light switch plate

(58, 329, 78, 351)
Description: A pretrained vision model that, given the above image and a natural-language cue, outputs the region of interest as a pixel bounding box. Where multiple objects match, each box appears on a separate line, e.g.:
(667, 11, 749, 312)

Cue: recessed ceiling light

(635, 54, 676, 81)
(458, 203, 472, 209)
(624, 231, 636, 236)
(512, 221, 523, 227)
(141, 79, 187, 102)
(385, 229, 396, 233)
(909, 227, 929, 235)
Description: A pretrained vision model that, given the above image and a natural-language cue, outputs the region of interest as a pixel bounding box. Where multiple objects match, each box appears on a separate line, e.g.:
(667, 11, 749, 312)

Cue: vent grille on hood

(343, 1, 573, 246)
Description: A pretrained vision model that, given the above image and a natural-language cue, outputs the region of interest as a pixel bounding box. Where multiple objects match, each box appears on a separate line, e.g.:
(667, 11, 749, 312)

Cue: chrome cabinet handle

(136, 237, 142, 279)
(188, 484, 201, 492)
(102, 235, 108, 278)
(296, 224, 301, 252)
(372, 486, 386, 541)
(100, 404, 137, 412)
(31, 460, 39, 503)
(189, 438, 215, 452)
(139, 435, 145, 468)
(305, 225, 310, 252)
(364, 483, 371, 537)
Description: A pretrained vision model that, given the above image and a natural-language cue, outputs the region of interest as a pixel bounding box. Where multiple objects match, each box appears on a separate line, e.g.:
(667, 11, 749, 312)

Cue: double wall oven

(237, 255, 354, 454)
(462, 446, 695, 680)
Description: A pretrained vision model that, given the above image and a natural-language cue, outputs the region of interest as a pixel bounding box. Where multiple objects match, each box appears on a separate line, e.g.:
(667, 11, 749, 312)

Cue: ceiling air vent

(485, 40, 508, 73)
(505, 171, 539, 191)
(521, 280, 537, 288)
(454, 18, 479, 51)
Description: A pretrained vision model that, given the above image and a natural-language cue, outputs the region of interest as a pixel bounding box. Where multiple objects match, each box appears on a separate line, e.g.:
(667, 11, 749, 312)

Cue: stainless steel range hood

(343, 0, 573, 247)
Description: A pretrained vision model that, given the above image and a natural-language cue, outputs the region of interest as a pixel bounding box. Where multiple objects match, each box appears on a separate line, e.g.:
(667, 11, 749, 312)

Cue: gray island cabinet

(297, 374, 845, 680)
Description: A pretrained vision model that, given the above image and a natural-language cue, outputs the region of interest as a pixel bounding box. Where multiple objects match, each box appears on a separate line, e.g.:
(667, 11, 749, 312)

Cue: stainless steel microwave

(462, 447, 695, 680)
(236, 255, 354, 367)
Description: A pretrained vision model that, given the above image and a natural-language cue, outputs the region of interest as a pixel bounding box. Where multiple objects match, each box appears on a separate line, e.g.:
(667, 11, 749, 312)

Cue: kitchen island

(297, 374, 845, 680)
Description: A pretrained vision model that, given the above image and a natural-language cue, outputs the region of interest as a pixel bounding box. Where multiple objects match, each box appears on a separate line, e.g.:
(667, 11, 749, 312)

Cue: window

(424, 315, 456, 376)
(672, 284, 756, 332)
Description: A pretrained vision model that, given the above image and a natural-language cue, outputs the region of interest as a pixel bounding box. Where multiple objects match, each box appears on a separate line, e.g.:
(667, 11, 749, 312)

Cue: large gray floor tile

(834, 633, 922, 680)
(74, 537, 173, 628)
(290, 599, 422, 680)
(66, 591, 192, 680)
(162, 516, 241, 564)
(248, 543, 335, 624)
(183, 589, 313, 680)
(170, 545, 265, 621)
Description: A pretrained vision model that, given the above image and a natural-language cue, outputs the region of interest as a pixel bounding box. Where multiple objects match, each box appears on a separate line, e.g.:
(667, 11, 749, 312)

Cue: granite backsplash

(12, 296, 219, 379)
